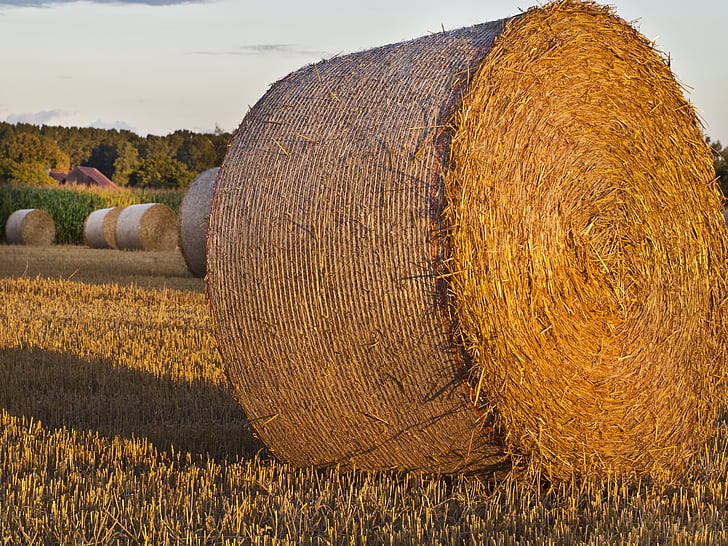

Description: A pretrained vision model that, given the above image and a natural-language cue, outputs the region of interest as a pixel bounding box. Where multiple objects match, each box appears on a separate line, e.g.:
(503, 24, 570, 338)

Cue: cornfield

(2, 245, 728, 544)
(0, 184, 185, 245)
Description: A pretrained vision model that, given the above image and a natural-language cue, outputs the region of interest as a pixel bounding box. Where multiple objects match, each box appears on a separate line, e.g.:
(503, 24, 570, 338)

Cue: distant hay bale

(115, 203, 178, 251)
(179, 167, 219, 277)
(207, 0, 728, 480)
(83, 207, 123, 249)
(5, 209, 56, 246)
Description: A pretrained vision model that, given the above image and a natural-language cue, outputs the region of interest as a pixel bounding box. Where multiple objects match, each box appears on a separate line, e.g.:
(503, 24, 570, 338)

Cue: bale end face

(443, 0, 728, 480)
(84, 207, 123, 249)
(116, 203, 179, 252)
(5, 209, 56, 246)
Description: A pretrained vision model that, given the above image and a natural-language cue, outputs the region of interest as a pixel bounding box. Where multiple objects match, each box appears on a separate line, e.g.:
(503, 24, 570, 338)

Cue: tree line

(708, 137, 728, 198)
(0, 122, 231, 189)
(2, 120, 727, 197)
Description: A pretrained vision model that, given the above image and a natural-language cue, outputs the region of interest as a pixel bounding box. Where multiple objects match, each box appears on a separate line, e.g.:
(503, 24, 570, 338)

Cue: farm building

(63, 166, 118, 189)
(47, 171, 67, 183)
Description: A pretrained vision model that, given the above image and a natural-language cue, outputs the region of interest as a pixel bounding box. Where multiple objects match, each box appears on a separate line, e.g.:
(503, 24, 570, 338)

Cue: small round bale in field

(207, 0, 728, 480)
(179, 167, 219, 277)
(83, 207, 123, 249)
(115, 203, 178, 251)
(5, 209, 56, 246)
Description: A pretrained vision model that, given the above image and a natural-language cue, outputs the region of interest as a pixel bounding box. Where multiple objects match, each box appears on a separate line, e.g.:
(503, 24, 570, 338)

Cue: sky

(0, 0, 726, 141)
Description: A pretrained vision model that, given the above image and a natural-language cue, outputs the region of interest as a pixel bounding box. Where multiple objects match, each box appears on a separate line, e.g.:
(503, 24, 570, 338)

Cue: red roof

(65, 166, 118, 189)
(48, 171, 67, 183)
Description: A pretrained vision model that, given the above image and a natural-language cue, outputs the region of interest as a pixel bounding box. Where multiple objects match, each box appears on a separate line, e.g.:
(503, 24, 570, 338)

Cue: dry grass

(2, 246, 728, 543)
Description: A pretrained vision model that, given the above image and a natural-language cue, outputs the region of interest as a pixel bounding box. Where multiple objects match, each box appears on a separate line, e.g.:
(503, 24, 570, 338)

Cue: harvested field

(2, 246, 728, 543)
(0, 244, 204, 292)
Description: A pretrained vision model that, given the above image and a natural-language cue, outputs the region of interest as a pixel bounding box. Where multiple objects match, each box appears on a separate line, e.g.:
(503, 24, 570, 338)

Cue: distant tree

(3, 132, 69, 171)
(128, 153, 194, 189)
(140, 135, 174, 159)
(87, 142, 117, 179)
(175, 131, 219, 173)
(209, 128, 232, 165)
(112, 141, 140, 187)
(1, 161, 56, 186)
(0, 132, 70, 184)
(707, 136, 728, 199)
(0, 121, 230, 187)
(0, 122, 15, 149)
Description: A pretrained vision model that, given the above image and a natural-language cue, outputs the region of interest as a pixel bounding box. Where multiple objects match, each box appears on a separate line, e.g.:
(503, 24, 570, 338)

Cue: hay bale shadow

(0, 346, 266, 461)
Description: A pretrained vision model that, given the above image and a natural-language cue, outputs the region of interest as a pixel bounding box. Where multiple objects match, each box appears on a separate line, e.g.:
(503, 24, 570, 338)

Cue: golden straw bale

(179, 167, 219, 278)
(5, 209, 56, 246)
(207, 0, 728, 480)
(83, 207, 123, 249)
(115, 203, 178, 252)
(443, 0, 728, 480)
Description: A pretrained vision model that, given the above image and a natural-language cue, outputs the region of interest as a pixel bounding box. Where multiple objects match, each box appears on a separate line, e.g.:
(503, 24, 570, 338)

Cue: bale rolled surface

(5, 209, 56, 246)
(115, 203, 178, 251)
(83, 207, 123, 249)
(179, 167, 219, 277)
(208, 0, 728, 480)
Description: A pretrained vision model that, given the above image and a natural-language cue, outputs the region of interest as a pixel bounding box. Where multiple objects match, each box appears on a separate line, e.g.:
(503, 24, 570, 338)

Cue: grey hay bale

(83, 207, 123, 249)
(179, 167, 219, 277)
(5, 209, 55, 246)
(209, 17, 509, 474)
(115, 203, 179, 251)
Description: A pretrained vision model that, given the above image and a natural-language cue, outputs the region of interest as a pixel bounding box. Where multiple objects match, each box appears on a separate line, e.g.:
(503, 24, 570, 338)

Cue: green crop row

(0, 184, 185, 244)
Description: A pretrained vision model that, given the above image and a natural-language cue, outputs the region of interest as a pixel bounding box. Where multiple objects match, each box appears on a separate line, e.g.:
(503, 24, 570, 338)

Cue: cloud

(89, 119, 138, 132)
(4, 111, 140, 133)
(0, 0, 210, 7)
(5, 109, 68, 125)
(235, 44, 296, 55)
(194, 44, 332, 58)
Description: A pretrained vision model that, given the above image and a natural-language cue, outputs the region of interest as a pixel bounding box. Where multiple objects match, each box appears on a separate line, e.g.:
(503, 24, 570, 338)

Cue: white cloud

(89, 119, 139, 133)
(193, 44, 332, 58)
(4, 109, 68, 125)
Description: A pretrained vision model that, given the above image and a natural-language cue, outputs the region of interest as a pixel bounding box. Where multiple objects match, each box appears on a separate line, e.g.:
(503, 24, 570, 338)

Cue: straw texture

(115, 203, 179, 251)
(443, 1, 728, 480)
(179, 167, 219, 277)
(84, 207, 123, 249)
(208, 0, 728, 479)
(5, 209, 56, 246)
(209, 18, 509, 474)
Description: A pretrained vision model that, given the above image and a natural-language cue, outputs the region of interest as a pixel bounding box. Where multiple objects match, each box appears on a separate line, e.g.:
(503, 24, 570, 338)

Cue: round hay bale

(5, 209, 56, 246)
(83, 207, 123, 249)
(207, 0, 728, 479)
(115, 203, 179, 251)
(179, 167, 219, 277)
